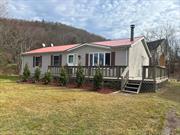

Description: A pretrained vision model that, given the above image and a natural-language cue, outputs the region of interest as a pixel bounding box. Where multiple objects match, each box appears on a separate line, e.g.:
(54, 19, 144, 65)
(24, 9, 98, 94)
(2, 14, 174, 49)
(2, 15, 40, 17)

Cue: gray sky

(8, 0, 180, 39)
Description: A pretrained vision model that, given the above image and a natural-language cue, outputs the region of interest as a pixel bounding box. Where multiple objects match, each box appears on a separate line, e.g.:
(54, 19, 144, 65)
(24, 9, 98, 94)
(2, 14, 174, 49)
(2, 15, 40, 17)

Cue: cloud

(8, 0, 180, 39)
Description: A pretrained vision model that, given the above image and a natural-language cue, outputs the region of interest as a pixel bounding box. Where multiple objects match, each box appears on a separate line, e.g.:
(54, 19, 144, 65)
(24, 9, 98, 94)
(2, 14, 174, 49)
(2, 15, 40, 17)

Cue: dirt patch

(162, 109, 180, 135)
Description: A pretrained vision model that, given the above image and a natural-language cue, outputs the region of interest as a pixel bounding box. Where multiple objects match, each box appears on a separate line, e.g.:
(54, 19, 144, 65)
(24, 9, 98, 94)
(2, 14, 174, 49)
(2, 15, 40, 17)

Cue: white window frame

(67, 53, 77, 66)
(89, 52, 111, 66)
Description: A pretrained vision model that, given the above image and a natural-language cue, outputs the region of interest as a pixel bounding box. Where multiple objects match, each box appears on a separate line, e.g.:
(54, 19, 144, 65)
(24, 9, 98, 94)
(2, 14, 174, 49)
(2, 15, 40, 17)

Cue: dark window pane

(54, 56, 60, 66)
(105, 53, 110, 66)
(94, 53, 98, 66)
(90, 54, 93, 66)
(35, 56, 41, 66)
(99, 53, 104, 66)
(68, 55, 74, 63)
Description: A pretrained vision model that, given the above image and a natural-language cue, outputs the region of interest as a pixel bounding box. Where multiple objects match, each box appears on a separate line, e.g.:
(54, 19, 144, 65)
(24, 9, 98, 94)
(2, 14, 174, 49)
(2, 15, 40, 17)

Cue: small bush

(59, 66, 68, 86)
(22, 63, 30, 81)
(76, 65, 85, 87)
(93, 67, 103, 90)
(34, 67, 41, 82)
(43, 70, 52, 84)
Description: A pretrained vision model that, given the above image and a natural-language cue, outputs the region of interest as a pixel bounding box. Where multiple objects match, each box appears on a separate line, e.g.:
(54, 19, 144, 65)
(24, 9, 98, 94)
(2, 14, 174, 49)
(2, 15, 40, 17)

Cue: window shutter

(85, 53, 89, 66)
(40, 56, 42, 67)
(51, 55, 53, 66)
(59, 54, 62, 66)
(33, 56, 35, 67)
(111, 52, 115, 66)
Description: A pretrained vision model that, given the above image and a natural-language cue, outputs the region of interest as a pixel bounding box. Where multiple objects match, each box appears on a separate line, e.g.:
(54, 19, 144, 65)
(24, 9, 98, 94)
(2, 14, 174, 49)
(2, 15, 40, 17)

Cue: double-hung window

(94, 53, 98, 66)
(68, 55, 74, 63)
(51, 55, 62, 66)
(89, 52, 110, 66)
(33, 56, 42, 67)
(67, 54, 75, 66)
(53, 56, 60, 66)
(99, 53, 105, 66)
(105, 53, 111, 66)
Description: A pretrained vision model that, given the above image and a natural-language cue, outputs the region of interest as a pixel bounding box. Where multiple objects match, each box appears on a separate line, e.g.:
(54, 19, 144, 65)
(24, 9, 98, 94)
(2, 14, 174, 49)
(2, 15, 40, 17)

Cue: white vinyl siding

(129, 40, 149, 78)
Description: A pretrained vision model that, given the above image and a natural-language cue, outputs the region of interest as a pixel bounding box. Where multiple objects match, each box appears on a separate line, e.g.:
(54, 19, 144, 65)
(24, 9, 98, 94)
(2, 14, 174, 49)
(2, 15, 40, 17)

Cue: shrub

(43, 70, 52, 84)
(76, 65, 85, 87)
(22, 63, 30, 81)
(34, 67, 41, 82)
(59, 66, 68, 86)
(93, 67, 103, 90)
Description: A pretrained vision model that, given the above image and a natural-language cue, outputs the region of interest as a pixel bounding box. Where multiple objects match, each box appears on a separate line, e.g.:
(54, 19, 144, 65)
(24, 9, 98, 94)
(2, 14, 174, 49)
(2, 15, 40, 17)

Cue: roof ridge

(93, 36, 144, 43)
(147, 39, 165, 43)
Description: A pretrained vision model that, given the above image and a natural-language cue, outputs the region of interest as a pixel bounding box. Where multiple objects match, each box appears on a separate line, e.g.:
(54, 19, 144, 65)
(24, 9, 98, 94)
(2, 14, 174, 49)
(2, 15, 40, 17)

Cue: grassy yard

(0, 76, 179, 135)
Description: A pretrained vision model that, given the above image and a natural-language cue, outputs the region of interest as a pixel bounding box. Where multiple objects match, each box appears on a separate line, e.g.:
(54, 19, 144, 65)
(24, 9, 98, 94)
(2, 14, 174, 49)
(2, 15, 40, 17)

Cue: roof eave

(21, 50, 65, 56)
(111, 44, 131, 48)
(142, 39, 152, 58)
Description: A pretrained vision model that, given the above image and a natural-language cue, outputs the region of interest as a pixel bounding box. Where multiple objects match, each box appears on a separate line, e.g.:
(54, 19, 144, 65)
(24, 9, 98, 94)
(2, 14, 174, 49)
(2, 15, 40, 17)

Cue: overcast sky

(8, 0, 180, 39)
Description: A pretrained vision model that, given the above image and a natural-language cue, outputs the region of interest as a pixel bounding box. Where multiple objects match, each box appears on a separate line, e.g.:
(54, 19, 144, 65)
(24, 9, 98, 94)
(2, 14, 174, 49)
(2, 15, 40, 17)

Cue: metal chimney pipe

(130, 24, 135, 41)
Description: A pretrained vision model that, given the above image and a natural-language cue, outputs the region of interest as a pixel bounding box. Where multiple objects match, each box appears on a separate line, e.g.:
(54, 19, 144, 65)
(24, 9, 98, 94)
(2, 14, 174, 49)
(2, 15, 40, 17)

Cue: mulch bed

(19, 80, 114, 94)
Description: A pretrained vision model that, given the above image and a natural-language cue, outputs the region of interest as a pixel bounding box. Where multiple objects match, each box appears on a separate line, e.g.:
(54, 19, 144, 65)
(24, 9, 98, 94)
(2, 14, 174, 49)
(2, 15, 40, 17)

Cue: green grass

(0, 76, 179, 135)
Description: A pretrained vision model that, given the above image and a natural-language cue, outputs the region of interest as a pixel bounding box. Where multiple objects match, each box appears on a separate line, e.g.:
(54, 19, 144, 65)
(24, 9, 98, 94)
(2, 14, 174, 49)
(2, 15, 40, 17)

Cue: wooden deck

(129, 77, 168, 83)
(48, 66, 127, 79)
(48, 65, 168, 91)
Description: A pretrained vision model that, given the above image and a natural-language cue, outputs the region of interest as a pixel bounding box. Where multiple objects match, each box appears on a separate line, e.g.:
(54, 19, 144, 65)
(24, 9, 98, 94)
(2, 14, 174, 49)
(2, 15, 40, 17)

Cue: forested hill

(0, 18, 106, 66)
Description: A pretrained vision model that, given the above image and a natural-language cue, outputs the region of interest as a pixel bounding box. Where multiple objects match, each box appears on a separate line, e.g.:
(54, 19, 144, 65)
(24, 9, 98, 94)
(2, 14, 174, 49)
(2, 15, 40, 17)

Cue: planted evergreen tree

(76, 65, 85, 87)
(59, 66, 68, 86)
(43, 70, 52, 84)
(34, 67, 41, 82)
(93, 67, 103, 90)
(22, 63, 30, 81)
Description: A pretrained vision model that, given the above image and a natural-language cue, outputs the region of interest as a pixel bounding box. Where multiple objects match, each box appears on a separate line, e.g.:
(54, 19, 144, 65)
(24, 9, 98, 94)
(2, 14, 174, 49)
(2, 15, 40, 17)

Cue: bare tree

(0, 0, 8, 18)
(142, 23, 180, 76)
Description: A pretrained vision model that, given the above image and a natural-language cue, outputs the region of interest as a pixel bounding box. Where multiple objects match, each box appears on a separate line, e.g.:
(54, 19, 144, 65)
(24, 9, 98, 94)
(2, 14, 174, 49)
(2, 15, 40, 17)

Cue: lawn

(0, 76, 179, 135)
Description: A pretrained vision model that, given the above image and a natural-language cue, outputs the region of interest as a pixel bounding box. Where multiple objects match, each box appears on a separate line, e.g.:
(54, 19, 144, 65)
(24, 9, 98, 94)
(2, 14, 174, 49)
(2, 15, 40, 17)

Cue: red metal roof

(93, 36, 143, 47)
(23, 36, 144, 55)
(23, 44, 78, 55)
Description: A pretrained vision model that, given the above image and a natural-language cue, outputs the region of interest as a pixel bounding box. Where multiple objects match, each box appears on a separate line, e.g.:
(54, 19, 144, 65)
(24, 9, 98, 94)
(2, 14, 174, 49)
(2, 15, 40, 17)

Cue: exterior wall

(128, 40, 150, 78)
(21, 55, 34, 75)
(21, 52, 62, 75)
(66, 45, 128, 66)
(21, 45, 129, 75)
(65, 45, 110, 66)
(112, 47, 128, 66)
(149, 41, 169, 66)
(150, 50, 158, 65)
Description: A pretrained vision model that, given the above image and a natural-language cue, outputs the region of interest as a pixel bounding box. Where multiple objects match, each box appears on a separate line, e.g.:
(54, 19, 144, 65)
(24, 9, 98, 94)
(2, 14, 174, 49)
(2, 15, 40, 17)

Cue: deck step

(127, 82, 140, 86)
(122, 80, 142, 94)
(122, 89, 138, 94)
(125, 86, 138, 90)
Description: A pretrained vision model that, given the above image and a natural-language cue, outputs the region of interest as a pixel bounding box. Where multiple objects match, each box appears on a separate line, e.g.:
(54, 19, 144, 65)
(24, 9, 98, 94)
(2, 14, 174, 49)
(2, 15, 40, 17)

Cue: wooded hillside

(0, 18, 105, 73)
